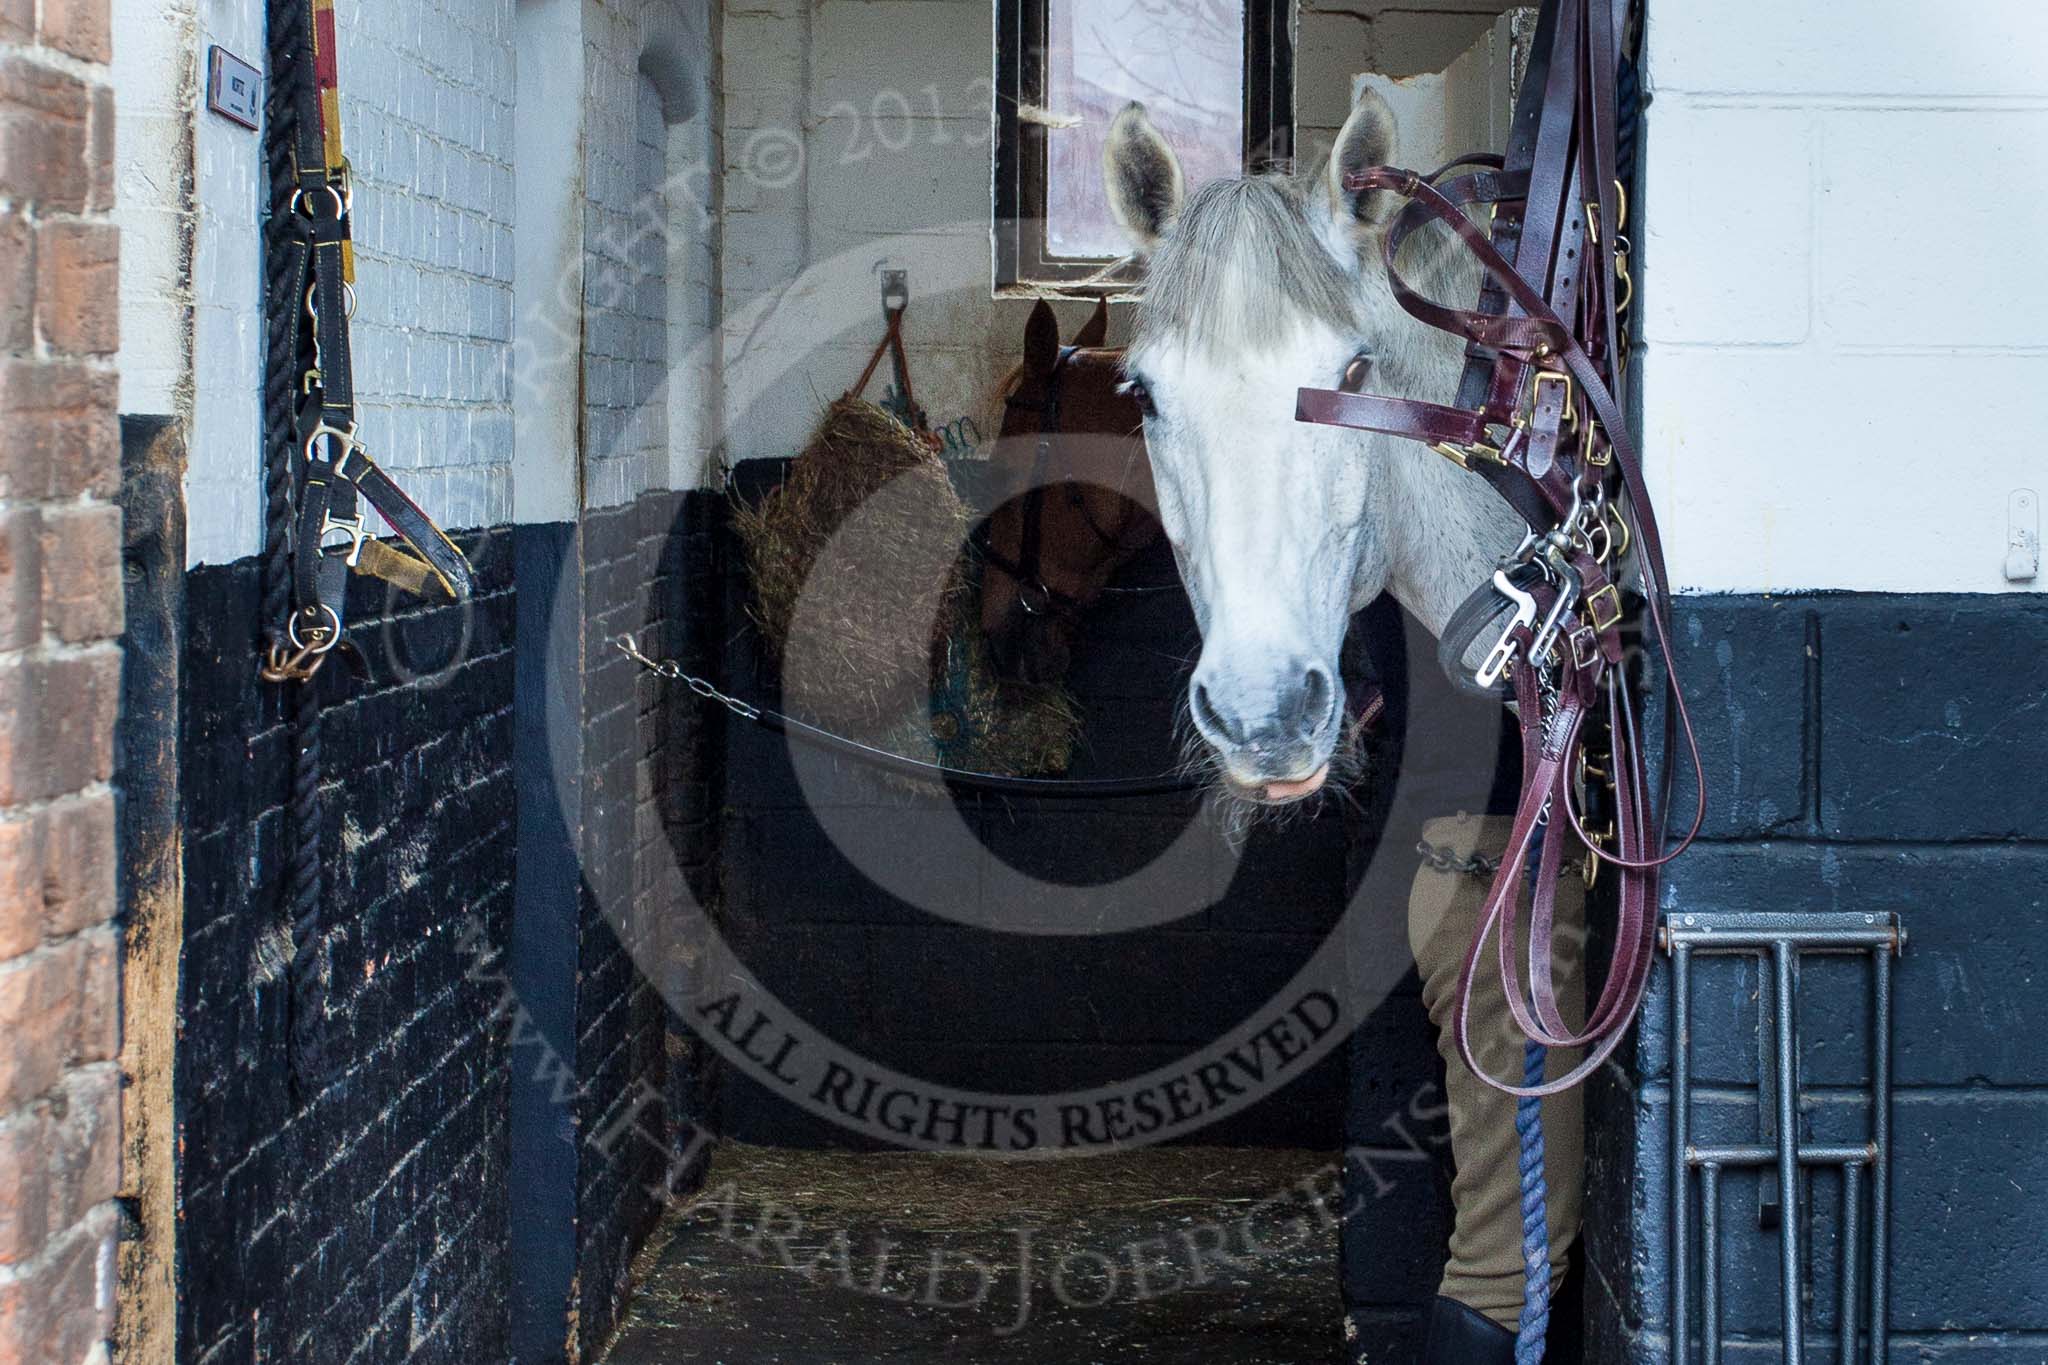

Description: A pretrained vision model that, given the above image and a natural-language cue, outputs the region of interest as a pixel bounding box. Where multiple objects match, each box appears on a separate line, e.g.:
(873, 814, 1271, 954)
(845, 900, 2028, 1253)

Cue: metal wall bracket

(881, 269, 909, 314)
(1664, 910, 1904, 1365)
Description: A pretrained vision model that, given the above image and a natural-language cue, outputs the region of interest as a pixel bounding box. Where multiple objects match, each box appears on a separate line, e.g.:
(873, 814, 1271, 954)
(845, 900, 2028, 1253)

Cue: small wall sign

(207, 47, 262, 130)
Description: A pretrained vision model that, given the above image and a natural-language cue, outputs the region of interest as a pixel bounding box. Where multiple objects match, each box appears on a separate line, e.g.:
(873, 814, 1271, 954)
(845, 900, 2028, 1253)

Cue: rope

(1516, 1039, 1552, 1363)
(261, 0, 326, 1097)
(1514, 820, 1553, 1362)
(260, 0, 305, 647)
(285, 681, 326, 1098)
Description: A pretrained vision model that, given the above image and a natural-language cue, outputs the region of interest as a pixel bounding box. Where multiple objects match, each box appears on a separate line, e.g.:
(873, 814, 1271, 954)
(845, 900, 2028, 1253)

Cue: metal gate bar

(1664, 911, 1903, 1364)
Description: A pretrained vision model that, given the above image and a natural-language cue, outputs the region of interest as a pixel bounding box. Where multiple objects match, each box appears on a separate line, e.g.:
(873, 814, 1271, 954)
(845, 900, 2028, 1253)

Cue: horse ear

(1328, 89, 1400, 226)
(1102, 103, 1184, 255)
(1071, 296, 1110, 349)
(1024, 299, 1062, 377)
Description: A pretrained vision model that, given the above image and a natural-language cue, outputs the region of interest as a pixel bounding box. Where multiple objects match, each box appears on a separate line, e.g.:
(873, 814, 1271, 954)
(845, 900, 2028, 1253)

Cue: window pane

(1045, 0, 1246, 261)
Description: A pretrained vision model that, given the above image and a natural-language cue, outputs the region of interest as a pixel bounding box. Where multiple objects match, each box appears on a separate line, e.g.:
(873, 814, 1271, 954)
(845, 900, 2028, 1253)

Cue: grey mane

(1136, 175, 1364, 358)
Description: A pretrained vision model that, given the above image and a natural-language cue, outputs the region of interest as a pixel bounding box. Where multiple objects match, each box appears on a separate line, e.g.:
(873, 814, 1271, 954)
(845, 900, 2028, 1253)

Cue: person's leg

(1408, 813, 1586, 1332)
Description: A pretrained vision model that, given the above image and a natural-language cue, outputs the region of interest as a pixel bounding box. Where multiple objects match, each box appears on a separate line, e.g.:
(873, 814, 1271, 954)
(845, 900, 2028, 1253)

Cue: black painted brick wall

(178, 530, 518, 1365)
(1588, 593, 2048, 1363)
(570, 492, 719, 1352)
(710, 461, 1365, 1150)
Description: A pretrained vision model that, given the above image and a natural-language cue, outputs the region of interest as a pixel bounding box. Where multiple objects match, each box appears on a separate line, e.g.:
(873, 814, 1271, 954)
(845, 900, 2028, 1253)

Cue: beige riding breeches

(1407, 813, 1587, 1330)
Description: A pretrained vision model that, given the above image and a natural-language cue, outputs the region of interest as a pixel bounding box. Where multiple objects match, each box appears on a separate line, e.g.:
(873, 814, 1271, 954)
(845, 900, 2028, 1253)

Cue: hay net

(733, 397, 1078, 780)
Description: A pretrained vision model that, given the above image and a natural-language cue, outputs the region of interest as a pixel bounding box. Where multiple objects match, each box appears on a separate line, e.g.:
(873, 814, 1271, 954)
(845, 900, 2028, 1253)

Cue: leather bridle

(1296, 0, 1704, 1097)
(981, 345, 1161, 621)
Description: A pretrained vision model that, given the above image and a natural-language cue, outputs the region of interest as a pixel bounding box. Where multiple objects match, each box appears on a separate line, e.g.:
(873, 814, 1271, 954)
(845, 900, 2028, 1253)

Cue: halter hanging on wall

(256, 0, 476, 1094)
(259, 0, 472, 687)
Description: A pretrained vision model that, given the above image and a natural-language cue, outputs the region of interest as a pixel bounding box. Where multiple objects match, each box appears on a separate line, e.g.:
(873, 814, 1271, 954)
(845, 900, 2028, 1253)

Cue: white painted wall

(1640, 0, 2048, 594)
(109, 0, 271, 566)
(117, 0, 522, 565)
(511, 0, 585, 524)
(119, 0, 722, 554)
(337, 0, 519, 537)
(718, 0, 1109, 468)
(1299, 0, 1525, 160)
(575, 0, 719, 509)
(512, 0, 718, 517)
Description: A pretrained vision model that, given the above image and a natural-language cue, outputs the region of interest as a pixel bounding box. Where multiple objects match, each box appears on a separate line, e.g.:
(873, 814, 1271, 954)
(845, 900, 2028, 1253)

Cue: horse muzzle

(1190, 656, 1344, 803)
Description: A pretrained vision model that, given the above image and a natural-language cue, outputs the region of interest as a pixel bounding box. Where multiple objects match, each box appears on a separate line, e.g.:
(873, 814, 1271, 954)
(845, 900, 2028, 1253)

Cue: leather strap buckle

(1570, 624, 1602, 672)
(304, 420, 373, 483)
(319, 508, 371, 567)
(1519, 369, 1576, 430)
(1585, 582, 1624, 632)
(1429, 437, 1506, 470)
(1582, 417, 1611, 468)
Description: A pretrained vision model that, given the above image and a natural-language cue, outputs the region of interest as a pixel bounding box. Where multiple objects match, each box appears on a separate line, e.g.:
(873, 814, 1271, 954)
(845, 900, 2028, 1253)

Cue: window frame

(994, 0, 1295, 297)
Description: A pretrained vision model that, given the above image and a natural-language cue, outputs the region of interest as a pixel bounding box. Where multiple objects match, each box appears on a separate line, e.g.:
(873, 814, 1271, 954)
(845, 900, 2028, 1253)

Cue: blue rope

(1516, 1039, 1551, 1363)
(1515, 826, 1553, 1364)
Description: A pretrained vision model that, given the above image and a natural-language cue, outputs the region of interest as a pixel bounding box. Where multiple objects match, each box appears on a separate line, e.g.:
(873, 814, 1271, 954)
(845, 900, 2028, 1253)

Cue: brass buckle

(1605, 505, 1632, 562)
(1582, 819, 1616, 890)
(1429, 438, 1505, 470)
(1586, 582, 1624, 632)
(1571, 624, 1602, 672)
(1516, 370, 1576, 432)
(1582, 417, 1611, 468)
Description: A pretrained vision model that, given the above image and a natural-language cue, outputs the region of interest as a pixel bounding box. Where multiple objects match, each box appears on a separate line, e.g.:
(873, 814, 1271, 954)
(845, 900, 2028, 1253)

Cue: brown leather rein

(1295, 0, 1704, 1097)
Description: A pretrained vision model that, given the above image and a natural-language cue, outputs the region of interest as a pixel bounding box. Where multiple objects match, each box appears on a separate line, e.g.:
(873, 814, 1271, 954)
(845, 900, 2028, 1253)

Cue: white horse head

(1103, 94, 1525, 807)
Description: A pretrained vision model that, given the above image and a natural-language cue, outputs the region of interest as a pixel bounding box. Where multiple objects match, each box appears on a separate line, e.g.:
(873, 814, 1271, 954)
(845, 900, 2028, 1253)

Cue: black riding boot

(1421, 1258, 1585, 1364)
(1422, 1296, 1515, 1365)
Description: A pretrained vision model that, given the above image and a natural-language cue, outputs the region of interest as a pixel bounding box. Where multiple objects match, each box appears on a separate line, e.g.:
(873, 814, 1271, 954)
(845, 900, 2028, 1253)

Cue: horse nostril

(1277, 663, 1336, 741)
(1191, 680, 1244, 747)
(1301, 664, 1335, 732)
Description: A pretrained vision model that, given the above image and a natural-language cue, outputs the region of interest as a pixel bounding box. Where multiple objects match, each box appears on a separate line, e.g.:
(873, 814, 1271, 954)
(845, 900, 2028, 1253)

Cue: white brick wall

(337, 0, 518, 538)
(183, 0, 268, 566)
(117, 0, 520, 565)
(1641, 1, 2048, 593)
(719, 0, 1107, 468)
(121, 0, 724, 553)
(576, 0, 720, 510)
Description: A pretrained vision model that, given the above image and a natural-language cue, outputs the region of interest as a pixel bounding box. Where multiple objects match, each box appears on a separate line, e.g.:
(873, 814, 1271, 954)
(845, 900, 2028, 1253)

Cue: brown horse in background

(978, 300, 1164, 686)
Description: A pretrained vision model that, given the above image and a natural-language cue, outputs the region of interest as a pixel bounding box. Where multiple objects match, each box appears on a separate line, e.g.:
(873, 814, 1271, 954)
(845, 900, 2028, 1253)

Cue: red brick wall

(0, 1, 123, 1362)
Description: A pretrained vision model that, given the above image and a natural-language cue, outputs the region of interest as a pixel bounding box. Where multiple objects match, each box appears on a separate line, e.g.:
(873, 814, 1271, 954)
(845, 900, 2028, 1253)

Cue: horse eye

(1118, 376, 1159, 418)
(1340, 351, 1374, 393)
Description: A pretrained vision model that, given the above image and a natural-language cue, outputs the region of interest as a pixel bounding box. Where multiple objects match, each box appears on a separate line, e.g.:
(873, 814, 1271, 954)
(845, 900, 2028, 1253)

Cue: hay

(692, 1143, 1337, 1230)
(735, 397, 1080, 779)
(736, 398, 968, 732)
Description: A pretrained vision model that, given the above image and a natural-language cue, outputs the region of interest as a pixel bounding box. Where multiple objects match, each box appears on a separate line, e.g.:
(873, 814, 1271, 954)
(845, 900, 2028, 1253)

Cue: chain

(1416, 840, 1502, 880)
(614, 635, 761, 722)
